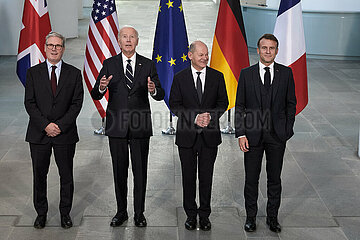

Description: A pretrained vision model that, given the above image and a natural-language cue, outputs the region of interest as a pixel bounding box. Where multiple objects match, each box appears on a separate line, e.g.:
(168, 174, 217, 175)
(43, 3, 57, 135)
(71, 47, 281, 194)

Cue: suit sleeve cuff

(99, 86, 107, 94)
(150, 88, 157, 97)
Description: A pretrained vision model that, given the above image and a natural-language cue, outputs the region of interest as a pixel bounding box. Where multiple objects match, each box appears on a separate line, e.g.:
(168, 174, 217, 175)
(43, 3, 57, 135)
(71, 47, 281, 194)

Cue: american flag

(84, 0, 121, 118)
(17, 0, 51, 86)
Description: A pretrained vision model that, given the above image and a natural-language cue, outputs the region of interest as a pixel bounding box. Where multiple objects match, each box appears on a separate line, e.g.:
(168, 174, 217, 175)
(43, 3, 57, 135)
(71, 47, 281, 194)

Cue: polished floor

(1, 1, 360, 240)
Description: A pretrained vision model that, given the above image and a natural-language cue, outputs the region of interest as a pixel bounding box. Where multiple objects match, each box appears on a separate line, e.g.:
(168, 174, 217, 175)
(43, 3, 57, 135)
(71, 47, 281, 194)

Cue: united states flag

(84, 0, 120, 118)
(16, 0, 51, 86)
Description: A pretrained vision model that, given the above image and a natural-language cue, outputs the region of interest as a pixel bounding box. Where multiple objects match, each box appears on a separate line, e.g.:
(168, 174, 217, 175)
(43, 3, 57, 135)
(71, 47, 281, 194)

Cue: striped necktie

(125, 59, 134, 90)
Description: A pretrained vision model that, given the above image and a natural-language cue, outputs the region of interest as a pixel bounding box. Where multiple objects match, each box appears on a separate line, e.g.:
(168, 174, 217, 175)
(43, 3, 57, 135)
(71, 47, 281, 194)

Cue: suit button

(128, 96, 130, 99)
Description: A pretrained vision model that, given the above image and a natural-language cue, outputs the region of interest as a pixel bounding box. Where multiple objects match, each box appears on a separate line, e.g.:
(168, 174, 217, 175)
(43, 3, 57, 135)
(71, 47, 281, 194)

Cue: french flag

(16, 0, 51, 87)
(274, 0, 308, 115)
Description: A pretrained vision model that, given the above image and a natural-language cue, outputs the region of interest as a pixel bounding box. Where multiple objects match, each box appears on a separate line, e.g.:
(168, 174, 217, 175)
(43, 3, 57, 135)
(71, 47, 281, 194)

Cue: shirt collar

(259, 61, 274, 71)
(191, 65, 206, 76)
(122, 52, 136, 64)
(46, 59, 62, 70)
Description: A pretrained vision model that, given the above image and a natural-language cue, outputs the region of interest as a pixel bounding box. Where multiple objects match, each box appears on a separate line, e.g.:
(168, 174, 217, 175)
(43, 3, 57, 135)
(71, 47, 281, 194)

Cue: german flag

(210, 0, 249, 110)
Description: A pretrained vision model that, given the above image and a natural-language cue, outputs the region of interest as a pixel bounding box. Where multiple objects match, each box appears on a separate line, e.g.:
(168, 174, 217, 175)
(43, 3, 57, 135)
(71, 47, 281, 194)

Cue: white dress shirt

(46, 59, 62, 84)
(122, 52, 136, 75)
(259, 61, 274, 84)
(191, 65, 208, 124)
(191, 65, 206, 93)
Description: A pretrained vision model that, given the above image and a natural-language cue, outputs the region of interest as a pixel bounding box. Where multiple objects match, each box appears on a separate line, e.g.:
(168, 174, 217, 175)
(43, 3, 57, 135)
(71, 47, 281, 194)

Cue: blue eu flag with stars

(152, 0, 190, 109)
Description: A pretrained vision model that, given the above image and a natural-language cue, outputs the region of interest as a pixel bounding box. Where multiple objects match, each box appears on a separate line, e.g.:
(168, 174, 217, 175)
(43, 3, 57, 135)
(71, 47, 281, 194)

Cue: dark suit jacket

(24, 61, 84, 144)
(91, 53, 165, 138)
(169, 66, 229, 148)
(235, 62, 297, 146)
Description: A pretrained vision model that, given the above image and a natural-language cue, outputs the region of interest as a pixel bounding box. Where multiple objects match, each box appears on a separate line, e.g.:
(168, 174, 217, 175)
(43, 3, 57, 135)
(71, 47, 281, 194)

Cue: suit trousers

(178, 133, 218, 218)
(244, 131, 286, 217)
(30, 142, 75, 216)
(108, 136, 149, 217)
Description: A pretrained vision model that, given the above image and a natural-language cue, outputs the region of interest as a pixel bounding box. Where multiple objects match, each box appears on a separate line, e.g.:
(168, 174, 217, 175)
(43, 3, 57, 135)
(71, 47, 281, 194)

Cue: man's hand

(238, 136, 249, 152)
(45, 123, 61, 137)
(147, 76, 155, 94)
(196, 112, 210, 128)
(99, 75, 113, 91)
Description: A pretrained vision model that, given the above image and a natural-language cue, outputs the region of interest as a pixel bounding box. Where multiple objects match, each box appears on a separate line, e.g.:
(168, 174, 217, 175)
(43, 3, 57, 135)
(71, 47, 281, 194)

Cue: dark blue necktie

(125, 59, 134, 90)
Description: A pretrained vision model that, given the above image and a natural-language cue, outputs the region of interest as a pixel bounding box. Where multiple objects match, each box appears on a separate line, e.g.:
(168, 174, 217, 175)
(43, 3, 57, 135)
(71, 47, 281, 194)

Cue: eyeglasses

(46, 44, 63, 50)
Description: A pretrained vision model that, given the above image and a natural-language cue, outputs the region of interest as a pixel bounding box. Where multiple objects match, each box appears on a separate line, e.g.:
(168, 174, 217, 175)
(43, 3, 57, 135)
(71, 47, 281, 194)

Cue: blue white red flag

(84, 0, 121, 118)
(16, 0, 52, 87)
(274, 0, 308, 114)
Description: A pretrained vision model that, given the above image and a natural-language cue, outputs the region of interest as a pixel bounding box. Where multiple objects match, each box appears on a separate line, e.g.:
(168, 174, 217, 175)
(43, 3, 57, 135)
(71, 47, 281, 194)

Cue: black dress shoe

(266, 217, 281, 233)
(185, 217, 197, 230)
(110, 212, 128, 227)
(61, 215, 73, 229)
(134, 213, 147, 227)
(244, 216, 256, 232)
(34, 215, 46, 229)
(199, 217, 211, 231)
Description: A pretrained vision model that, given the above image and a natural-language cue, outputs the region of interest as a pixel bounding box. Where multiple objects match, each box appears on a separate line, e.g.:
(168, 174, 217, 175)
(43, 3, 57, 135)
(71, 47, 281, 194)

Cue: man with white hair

(91, 26, 164, 227)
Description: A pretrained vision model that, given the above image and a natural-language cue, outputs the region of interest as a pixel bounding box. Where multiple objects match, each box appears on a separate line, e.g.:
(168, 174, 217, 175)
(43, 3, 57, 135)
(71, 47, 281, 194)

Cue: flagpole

(94, 117, 105, 135)
(221, 109, 235, 134)
(162, 112, 176, 135)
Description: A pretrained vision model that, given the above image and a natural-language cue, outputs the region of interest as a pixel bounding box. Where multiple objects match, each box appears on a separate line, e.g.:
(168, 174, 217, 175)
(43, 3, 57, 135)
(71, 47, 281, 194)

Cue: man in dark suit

(235, 34, 297, 233)
(169, 41, 228, 231)
(91, 26, 164, 227)
(24, 32, 84, 229)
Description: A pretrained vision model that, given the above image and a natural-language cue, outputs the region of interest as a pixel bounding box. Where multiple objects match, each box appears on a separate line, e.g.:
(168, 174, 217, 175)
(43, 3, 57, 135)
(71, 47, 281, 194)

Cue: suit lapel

(201, 67, 211, 105)
(115, 54, 128, 90)
(253, 63, 261, 105)
(55, 61, 68, 97)
(131, 53, 142, 94)
(271, 62, 280, 102)
(188, 68, 201, 105)
(39, 62, 53, 96)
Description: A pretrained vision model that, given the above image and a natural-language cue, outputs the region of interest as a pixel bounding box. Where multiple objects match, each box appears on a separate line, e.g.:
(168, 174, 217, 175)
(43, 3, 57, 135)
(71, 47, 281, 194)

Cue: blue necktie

(125, 59, 134, 90)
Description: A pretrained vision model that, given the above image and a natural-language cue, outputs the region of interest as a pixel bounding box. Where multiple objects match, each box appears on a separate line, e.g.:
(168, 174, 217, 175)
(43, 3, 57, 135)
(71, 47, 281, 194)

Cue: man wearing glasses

(24, 32, 84, 229)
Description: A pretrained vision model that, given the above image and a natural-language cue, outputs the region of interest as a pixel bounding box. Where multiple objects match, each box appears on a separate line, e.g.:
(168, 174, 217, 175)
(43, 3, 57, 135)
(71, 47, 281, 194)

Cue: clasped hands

(99, 75, 155, 93)
(45, 123, 61, 137)
(196, 112, 210, 128)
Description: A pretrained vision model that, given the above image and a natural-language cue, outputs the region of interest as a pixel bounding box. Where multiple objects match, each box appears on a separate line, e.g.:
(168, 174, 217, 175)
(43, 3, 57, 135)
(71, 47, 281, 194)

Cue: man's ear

(188, 51, 192, 61)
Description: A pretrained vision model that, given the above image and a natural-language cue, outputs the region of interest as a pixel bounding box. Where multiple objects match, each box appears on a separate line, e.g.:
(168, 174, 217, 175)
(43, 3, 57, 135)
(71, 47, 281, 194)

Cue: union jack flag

(84, 0, 121, 118)
(16, 0, 51, 87)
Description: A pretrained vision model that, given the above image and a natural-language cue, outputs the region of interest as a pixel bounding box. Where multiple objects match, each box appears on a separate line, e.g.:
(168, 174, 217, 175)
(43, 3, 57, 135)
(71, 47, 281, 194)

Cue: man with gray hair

(25, 31, 84, 229)
(169, 40, 228, 231)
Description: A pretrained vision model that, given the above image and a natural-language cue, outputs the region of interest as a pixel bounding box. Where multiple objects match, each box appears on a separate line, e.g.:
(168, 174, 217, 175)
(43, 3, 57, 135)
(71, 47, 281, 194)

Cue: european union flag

(152, 0, 190, 109)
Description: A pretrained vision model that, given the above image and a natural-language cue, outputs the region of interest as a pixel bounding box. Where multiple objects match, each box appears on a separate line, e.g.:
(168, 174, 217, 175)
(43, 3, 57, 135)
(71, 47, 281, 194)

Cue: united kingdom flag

(16, 0, 52, 86)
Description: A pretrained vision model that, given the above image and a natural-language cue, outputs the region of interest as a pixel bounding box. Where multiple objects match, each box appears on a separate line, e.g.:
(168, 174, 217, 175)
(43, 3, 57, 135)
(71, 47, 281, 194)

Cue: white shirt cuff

(99, 85, 107, 94)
